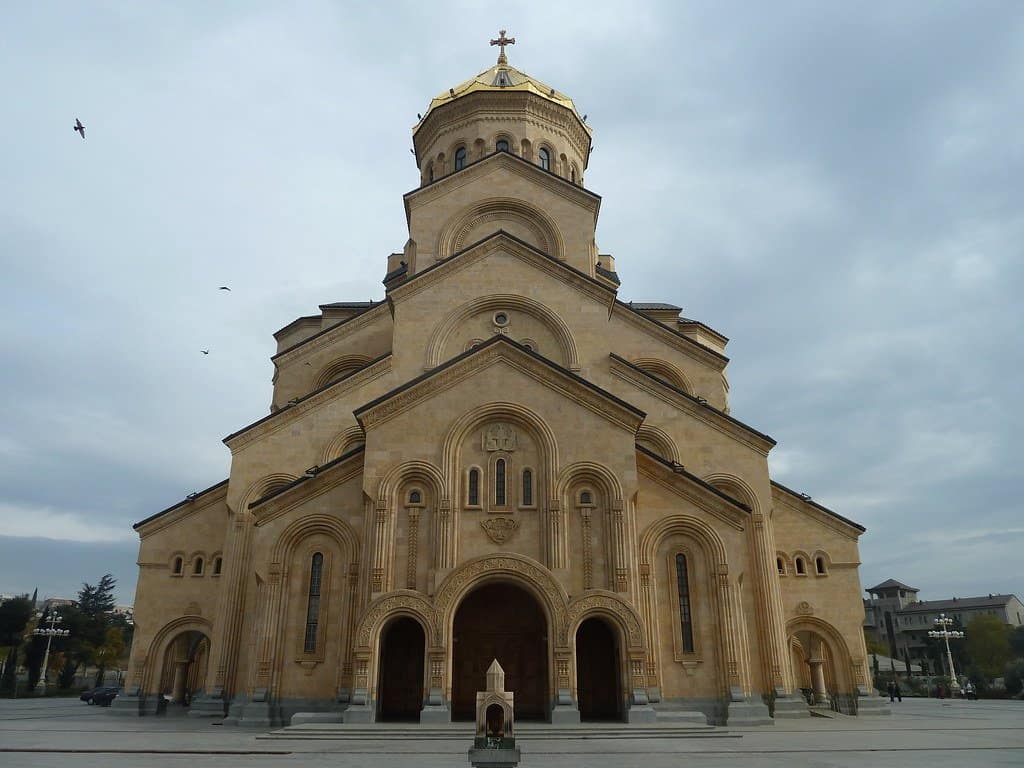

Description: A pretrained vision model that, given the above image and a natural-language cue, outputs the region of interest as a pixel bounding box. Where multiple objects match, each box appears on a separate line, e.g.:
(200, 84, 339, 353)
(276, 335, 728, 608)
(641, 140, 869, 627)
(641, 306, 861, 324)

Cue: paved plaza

(1, 698, 1023, 767)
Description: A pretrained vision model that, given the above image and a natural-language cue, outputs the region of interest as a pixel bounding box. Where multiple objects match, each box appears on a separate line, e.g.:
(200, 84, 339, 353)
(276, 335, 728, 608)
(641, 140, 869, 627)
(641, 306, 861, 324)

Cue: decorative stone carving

(355, 594, 438, 648)
(480, 516, 519, 544)
(565, 593, 645, 649)
(483, 423, 518, 452)
(796, 600, 814, 616)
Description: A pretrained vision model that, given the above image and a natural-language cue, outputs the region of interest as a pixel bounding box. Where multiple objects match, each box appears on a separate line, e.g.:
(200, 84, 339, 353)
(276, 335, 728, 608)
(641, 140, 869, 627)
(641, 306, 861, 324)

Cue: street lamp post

(928, 613, 965, 696)
(33, 613, 70, 695)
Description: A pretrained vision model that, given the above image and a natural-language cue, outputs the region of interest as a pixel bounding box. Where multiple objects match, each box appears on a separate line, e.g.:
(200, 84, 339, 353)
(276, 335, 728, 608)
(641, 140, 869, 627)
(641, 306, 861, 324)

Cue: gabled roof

(636, 444, 752, 514)
(133, 478, 228, 531)
(248, 444, 366, 510)
(271, 302, 387, 362)
(354, 334, 645, 431)
(898, 594, 1020, 613)
(771, 480, 866, 534)
(867, 578, 919, 593)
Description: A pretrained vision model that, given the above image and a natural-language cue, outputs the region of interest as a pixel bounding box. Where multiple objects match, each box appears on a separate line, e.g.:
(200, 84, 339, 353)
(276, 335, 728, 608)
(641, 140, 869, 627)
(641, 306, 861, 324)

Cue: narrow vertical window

(815, 557, 826, 575)
(776, 557, 785, 575)
(172, 557, 183, 575)
(427, 162, 434, 182)
(213, 557, 223, 575)
(521, 469, 533, 506)
(193, 558, 204, 575)
(468, 468, 480, 506)
(538, 147, 550, 171)
(571, 167, 577, 184)
(675, 553, 694, 653)
(795, 557, 806, 575)
(454, 147, 467, 171)
(304, 553, 324, 653)
(496, 139, 509, 152)
(495, 459, 506, 506)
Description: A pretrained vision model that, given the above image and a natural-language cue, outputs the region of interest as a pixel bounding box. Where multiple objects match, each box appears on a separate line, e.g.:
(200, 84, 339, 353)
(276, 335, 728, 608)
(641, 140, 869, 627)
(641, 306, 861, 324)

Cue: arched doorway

(378, 617, 425, 721)
(575, 617, 622, 720)
(790, 630, 836, 706)
(157, 630, 209, 708)
(452, 582, 548, 720)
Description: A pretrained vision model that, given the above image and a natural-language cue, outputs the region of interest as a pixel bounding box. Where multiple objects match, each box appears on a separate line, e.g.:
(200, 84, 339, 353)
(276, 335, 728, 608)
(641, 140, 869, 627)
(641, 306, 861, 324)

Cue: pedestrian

(887, 680, 895, 702)
(894, 680, 902, 702)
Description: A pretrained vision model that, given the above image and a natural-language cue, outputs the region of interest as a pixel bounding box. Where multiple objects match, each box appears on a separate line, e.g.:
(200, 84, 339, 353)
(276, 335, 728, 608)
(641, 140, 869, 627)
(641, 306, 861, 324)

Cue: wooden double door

(451, 583, 549, 720)
(378, 617, 425, 721)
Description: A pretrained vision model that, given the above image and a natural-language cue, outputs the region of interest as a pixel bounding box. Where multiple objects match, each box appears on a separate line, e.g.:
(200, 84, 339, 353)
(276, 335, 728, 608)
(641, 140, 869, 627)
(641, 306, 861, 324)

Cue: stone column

(238, 566, 284, 727)
(748, 511, 793, 695)
(436, 498, 453, 569)
(371, 499, 390, 592)
(714, 565, 746, 701)
(809, 658, 829, 705)
(549, 650, 579, 723)
(610, 500, 628, 592)
(547, 499, 566, 569)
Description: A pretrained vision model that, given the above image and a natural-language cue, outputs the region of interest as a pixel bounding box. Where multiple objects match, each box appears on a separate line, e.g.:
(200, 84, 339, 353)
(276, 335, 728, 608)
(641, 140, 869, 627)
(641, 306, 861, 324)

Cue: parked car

(91, 687, 120, 706)
(80, 686, 117, 704)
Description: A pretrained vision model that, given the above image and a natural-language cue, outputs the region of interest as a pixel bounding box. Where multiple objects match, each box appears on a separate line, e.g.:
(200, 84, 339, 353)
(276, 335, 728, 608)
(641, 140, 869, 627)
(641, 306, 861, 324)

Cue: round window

(493, 311, 509, 327)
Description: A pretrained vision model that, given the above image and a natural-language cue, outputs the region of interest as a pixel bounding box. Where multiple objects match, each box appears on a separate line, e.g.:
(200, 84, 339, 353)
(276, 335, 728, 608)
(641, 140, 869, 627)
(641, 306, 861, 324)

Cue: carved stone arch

(631, 357, 693, 395)
(635, 425, 679, 463)
(376, 460, 446, 508)
(555, 461, 623, 505)
(785, 615, 857, 692)
(437, 198, 565, 260)
(792, 550, 811, 575)
(434, 553, 570, 648)
(489, 130, 517, 154)
(313, 355, 373, 390)
(269, 514, 359, 568)
(352, 590, 439, 651)
(566, 591, 645, 650)
(238, 473, 298, 512)
(703, 473, 761, 515)
(442, 402, 559, 497)
(140, 615, 213, 695)
(639, 514, 729, 569)
(811, 550, 831, 575)
(322, 425, 366, 463)
(776, 550, 792, 575)
(425, 294, 579, 370)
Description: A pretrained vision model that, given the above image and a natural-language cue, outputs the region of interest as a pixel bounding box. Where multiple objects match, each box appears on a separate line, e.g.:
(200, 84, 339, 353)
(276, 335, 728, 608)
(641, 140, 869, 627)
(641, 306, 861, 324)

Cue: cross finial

(490, 29, 515, 65)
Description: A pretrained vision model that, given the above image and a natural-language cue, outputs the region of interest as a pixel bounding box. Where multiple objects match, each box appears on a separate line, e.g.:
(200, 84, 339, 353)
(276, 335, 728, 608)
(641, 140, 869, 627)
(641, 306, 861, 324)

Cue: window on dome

(538, 147, 550, 171)
(455, 147, 467, 171)
(496, 139, 509, 153)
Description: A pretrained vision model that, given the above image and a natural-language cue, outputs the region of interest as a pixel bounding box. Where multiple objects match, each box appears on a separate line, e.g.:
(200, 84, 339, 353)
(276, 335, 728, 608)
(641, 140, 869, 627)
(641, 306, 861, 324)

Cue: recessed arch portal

(377, 617, 426, 721)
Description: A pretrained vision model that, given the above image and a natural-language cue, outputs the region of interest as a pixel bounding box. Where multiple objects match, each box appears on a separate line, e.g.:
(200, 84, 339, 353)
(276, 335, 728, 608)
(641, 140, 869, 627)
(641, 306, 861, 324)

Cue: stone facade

(117, 46, 876, 726)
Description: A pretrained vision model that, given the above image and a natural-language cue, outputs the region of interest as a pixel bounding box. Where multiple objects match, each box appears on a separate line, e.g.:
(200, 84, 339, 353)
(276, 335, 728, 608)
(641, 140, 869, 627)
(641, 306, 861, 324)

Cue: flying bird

(74, 118, 85, 139)
(201, 349, 210, 355)
(218, 286, 231, 291)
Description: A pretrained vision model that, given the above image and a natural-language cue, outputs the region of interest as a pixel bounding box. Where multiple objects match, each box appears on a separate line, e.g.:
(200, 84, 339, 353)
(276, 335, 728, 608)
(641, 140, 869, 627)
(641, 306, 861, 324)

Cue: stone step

(259, 723, 731, 741)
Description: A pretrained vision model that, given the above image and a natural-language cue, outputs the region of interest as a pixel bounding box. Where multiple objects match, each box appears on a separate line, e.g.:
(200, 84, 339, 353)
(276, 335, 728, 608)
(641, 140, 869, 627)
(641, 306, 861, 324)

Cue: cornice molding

(272, 302, 390, 366)
(355, 337, 644, 434)
(388, 231, 613, 309)
(612, 302, 728, 370)
(134, 482, 229, 538)
(609, 355, 774, 456)
(404, 151, 600, 231)
(224, 355, 393, 452)
(771, 482, 864, 540)
(637, 451, 747, 532)
(250, 454, 364, 529)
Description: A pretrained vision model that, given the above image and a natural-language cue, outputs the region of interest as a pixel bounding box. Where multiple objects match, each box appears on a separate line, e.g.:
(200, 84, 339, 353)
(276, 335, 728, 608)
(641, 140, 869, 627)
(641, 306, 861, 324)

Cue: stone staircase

(258, 721, 734, 741)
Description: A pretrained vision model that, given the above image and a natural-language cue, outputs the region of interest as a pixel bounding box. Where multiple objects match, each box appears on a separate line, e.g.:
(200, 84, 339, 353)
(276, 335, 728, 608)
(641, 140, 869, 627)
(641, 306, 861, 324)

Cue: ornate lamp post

(33, 613, 70, 694)
(928, 613, 964, 695)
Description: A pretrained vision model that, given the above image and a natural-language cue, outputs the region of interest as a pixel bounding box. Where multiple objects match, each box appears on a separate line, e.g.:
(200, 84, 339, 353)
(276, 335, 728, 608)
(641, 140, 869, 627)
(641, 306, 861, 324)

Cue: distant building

(864, 578, 1024, 672)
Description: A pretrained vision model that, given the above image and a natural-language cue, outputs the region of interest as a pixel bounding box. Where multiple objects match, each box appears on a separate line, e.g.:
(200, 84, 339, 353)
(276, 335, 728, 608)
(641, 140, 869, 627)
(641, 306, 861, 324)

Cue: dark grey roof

(899, 594, 1019, 613)
(630, 302, 681, 310)
(133, 479, 229, 530)
(383, 262, 408, 284)
(770, 481, 867, 533)
(867, 578, 920, 593)
(319, 301, 381, 310)
(595, 264, 620, 284)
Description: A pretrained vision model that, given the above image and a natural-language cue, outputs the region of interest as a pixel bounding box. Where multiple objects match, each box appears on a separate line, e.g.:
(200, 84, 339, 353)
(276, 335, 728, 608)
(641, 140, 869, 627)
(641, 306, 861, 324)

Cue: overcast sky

(2, 2, 1022, 606)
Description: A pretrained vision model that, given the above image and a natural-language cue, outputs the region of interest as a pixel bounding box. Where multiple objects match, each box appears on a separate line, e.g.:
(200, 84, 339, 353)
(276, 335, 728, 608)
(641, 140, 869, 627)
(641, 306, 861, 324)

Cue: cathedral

(116, 36, 885, 726)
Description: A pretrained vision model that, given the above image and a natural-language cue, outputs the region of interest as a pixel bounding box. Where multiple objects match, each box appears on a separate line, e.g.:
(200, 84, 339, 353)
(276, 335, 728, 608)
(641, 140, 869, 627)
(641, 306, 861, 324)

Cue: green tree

(1005, 659, 1024, 696)
(93, 627, 126, 686)
(965, 614, 1011, 679)
(1009, 626, 1024, 658)
(1, 646, 17, 693)
(864, 631, 888, 656)
(77, 574, 117, 618)
(0, 596, 34, 645)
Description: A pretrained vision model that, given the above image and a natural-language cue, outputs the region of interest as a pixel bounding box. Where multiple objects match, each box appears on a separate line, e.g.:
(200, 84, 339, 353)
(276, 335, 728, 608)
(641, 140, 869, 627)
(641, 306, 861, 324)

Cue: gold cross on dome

(490, 29, 515, 64)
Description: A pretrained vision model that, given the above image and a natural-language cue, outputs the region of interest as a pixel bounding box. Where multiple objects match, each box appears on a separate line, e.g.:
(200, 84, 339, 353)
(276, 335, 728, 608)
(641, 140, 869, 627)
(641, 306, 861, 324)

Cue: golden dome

(415, 60, 591, 135)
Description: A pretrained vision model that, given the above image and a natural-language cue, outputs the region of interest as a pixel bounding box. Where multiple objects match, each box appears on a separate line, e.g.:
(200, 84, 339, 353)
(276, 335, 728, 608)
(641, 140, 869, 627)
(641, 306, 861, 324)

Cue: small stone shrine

(468, 659, 520, 768)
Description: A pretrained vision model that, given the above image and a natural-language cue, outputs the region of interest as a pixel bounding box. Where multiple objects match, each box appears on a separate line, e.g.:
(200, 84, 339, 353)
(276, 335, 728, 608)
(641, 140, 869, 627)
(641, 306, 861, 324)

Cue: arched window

(795, 557, 806, 575)
(427, 162, 434, 182)
(815, 556, 827, 575)
(675, 554, 695, 652)
(454, 146, 467, 171)
(571, 167, 577, 184)
(495, 459, 507, 506)
(521, 469, 533, 507)
(496, 139, 509, 152)
(579, 490, 593, 505)
(538, 147, 550, 171)
(408, 489, 422, 505)
(172, 557, 183, 575)
(776, 557, 785, 575)
(193, 557, 204, 575)
(303, 553, 324, 653)
(213, 556, 223, 576)
(468, 468, 480, 506)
